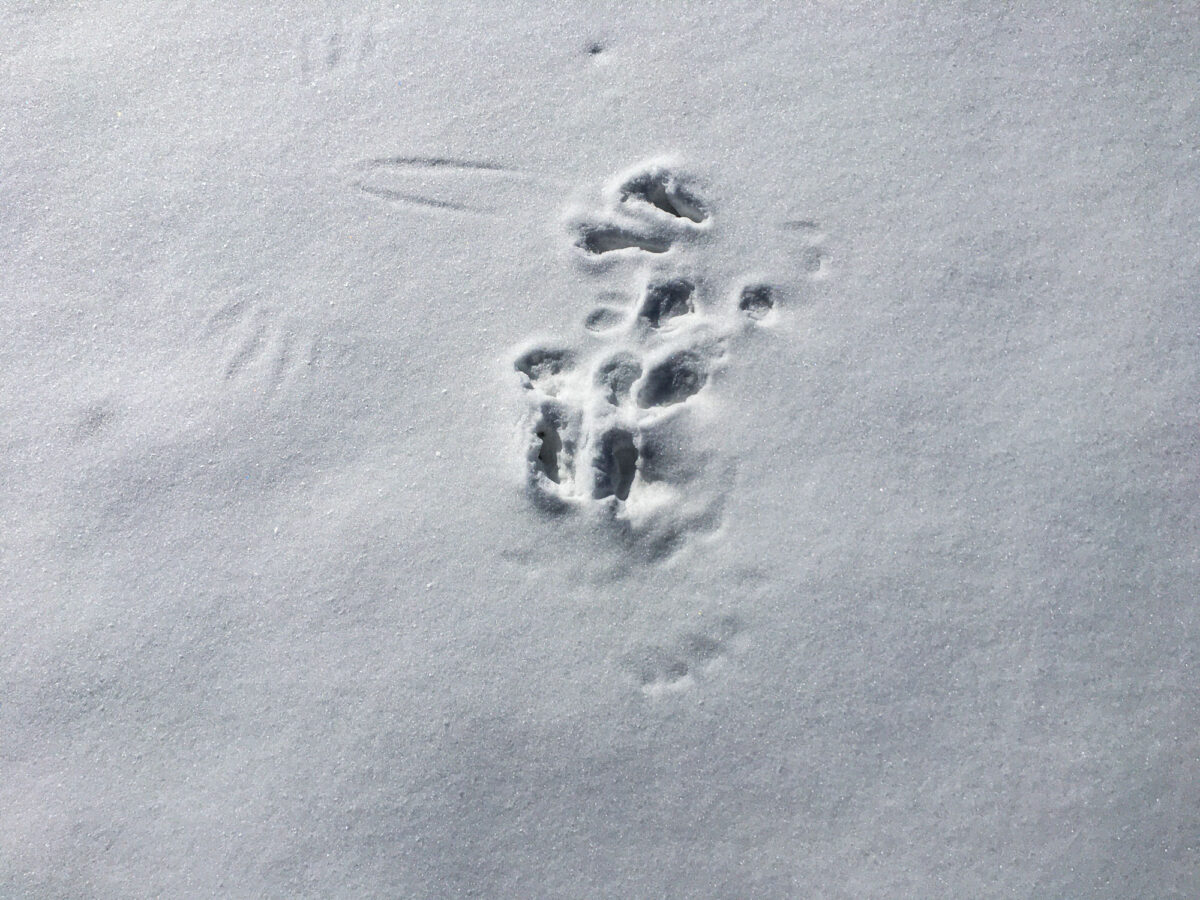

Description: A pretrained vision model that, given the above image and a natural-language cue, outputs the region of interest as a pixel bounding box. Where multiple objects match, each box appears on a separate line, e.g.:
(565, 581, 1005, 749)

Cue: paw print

(298, 19, 379, 85)
(569, 161, 710, 258)
(620, 614, 744, 696)
(513, 160, 788, 551)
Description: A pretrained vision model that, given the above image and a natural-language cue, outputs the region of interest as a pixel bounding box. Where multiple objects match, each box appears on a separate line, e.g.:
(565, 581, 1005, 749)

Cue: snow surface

(3, 2, 1199, 897)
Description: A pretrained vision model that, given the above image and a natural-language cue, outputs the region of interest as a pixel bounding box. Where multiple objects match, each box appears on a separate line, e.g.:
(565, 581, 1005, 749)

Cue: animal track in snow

(637, 277, 695, 328)
(576, 222, 674, 256)
(594, 351, 642, 405)
(636, 349, 710, 408)
(203, 299, 311, 397)
(737, 284, 775, 321)
(621, 615, 743, 696)
(569, 162, 712, 258)
(298, 20, 379, 85)
(780, 219, 834, 278)
(512, 268, 728, 540)
(584, 303, 627, 334)
(514, 346, 576, 396)
(513, 159, 805, 551)
(618, 167, 709, 224)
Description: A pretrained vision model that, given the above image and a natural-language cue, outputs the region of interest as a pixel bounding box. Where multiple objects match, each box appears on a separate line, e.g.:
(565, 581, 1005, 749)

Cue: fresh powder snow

(2, 3, 1198, 897)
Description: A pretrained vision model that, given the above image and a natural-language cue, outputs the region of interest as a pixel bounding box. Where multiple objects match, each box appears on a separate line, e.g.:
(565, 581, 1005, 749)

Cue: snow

(2, 2, 1198, 897)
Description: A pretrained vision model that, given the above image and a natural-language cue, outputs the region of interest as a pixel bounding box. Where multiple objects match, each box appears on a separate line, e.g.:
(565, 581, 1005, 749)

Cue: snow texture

(2, 2, 1199, 897)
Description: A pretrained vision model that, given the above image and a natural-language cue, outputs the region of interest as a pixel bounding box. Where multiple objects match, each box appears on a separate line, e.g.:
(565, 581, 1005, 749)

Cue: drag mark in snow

(351, 156, 531, 216)
(356, 186, 482, 213)
(360, 156, 517, 173)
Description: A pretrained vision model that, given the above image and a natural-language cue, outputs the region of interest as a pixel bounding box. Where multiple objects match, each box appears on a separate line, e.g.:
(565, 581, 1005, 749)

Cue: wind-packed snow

(2, 2, 1198, 897)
